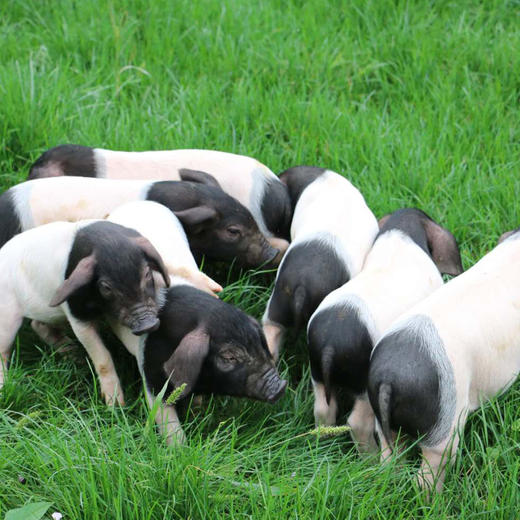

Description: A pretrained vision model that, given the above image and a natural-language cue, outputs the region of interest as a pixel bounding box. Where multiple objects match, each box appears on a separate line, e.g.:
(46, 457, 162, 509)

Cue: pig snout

(126, 308, 160, 335)
(249, 367, 287, 403)
(247, 241, 280, 267)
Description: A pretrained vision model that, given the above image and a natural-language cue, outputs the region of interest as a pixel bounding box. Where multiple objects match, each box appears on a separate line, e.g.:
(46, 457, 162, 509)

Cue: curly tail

(378, 383, 393, 450)
(292, 285, 307, 331)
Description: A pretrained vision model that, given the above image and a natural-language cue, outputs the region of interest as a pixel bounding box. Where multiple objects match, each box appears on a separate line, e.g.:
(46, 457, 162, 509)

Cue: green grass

(1, 0, 520, 517)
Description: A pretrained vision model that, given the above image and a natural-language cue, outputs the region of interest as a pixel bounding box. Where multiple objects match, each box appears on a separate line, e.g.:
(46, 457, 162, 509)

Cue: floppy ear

(178, 168, 221, 189)
(378, 213, 391, 230)
(498, 229, 515, 244)
(174, 206, 218, 234)
(132, 236, 170, 287)
(49, 254, 97, 307)
(422, 218, 464, 276)
(163, 327, 210, 398)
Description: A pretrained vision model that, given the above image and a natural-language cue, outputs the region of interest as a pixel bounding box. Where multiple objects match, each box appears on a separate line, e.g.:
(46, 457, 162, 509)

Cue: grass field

(1, 0, 520, 518)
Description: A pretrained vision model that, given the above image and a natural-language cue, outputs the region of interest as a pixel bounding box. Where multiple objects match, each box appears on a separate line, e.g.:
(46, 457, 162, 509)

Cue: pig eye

(217, 347, 247, 367)
(98, 280, 113, 299)
(226, 226, 242, 239)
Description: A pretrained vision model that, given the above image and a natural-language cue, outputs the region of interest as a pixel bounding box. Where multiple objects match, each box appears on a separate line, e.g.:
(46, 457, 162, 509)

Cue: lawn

(1, 0, 519, 518)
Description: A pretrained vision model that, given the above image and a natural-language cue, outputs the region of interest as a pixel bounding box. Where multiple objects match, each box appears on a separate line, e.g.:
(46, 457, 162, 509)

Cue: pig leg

(417, 431, 460, 494)
(30, 320, 80, 357)
(375, 419, 397, 462)
(312, 378, 338, 426)
(348, 395, 378, 453)
(64, 309, 124, 406)
(0, 305, 24, 389)
(262, 319, 286, 362)
(144, 387, 186, 444)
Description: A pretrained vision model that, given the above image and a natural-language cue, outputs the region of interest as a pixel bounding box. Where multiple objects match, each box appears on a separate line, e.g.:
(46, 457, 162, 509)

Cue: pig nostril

(131, 317, 160, 335)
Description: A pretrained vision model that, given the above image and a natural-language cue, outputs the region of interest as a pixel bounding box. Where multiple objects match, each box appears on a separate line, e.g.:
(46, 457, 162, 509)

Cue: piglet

(110, 284, 287, 443)
(307, 209, 463, 452)
(28, 145, 292, 254)
(262, 167, 379, 361)
(367, 228, 520, 493)
(0, 176, 279, 267)
(0, 220, 169, 405)
(106, 201, 222, 295)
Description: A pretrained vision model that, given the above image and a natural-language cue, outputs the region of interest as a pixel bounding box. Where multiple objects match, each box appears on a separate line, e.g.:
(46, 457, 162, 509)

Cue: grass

(1, 0, 520, 517)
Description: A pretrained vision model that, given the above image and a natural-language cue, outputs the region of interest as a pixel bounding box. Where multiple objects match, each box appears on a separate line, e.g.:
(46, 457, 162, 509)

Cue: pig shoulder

(0, 221, 77, 321)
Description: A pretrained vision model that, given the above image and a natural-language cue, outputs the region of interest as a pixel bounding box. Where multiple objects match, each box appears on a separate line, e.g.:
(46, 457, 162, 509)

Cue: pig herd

(0, 143, 519, 494)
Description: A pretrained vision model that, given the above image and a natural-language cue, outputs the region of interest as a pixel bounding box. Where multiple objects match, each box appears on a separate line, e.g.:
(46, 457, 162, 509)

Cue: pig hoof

(102, 385, 125, 406)
(165, 428, 186, 445)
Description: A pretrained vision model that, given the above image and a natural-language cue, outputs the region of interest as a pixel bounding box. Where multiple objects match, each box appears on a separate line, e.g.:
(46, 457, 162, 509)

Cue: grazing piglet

(0, 176, 280, 267)
(307, 209, 463, 452)
(262, 167, 379, 361)
(107, 201, 222, 295)
(28, 145, 292, 253)
(109, 284, 287, 443)
(367, 228, 520, 493)
(0, 220, 169, 405)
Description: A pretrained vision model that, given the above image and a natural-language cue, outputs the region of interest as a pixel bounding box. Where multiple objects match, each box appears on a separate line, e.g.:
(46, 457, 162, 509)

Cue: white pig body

(28, 146, 292, 245)
(368, 231, 520, 492)
(262, 167, 379, 361)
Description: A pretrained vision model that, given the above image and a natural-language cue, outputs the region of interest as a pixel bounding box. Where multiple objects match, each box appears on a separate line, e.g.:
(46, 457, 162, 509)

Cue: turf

(1, 0, 519, 518)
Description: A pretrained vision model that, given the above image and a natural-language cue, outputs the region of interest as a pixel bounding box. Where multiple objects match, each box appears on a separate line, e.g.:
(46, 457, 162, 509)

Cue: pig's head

(160, 299, 287, 404)
(147, 181, 280, 267)
(50, 221, 170, 334)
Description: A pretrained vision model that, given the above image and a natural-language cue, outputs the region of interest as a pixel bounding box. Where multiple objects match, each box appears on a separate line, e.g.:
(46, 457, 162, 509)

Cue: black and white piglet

(0, 220, 169, 405)
(262, 167, 379, 361)
(0, 176, 279, 267)
(307, 209, 463, 452)
(367, 228, 520, 492)
(110, 285, 287, 443)
(28, 145, 292, 254)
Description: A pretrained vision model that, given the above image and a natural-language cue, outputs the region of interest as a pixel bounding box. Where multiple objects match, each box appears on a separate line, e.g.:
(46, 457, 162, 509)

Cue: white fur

(289, 170, 378, 276)
(106, 201, 222, 295)
(11, 177, 152, 230)
(373, 233, 520, 491)
(0, 220, 124, 404)
(95, 148, 278, 236)
(308, 231, 444, 449)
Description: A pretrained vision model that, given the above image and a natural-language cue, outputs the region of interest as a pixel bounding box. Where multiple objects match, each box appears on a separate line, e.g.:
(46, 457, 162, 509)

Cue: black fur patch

(278, 166, 327, 210)
(143, 285, 272, 399)
(65, 221, 145, 321)
(368, 327, 441, 440)
(28, 144, 96, 180)
(308, 304, 373, 395)
(266, 239, 349, 331)
(261, 178, 292, 240)
(377, 208, 431, 255)
(0, 189, 22, 249)
(147, 181, 271, 266)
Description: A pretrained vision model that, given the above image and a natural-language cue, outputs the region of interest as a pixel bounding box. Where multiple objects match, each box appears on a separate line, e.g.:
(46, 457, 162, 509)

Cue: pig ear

(378, 213, 391, 230)
(178, 168, 221, 189)
(49, 254, 97, 307)
(133, 236, 170, 287)
(498, 229, 515, 244)
(174, 206, 219, 234)
(422, 218, 464, 276)
(163, 327, 210, 398)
